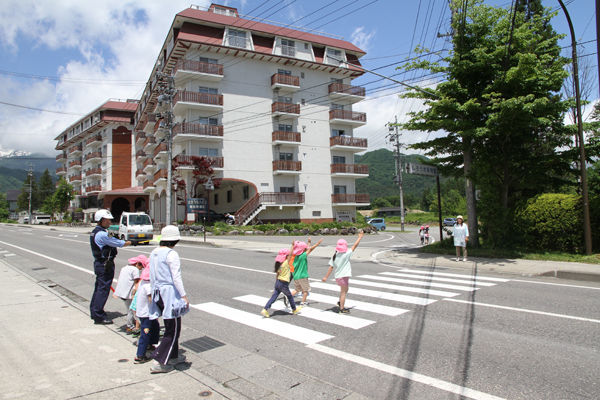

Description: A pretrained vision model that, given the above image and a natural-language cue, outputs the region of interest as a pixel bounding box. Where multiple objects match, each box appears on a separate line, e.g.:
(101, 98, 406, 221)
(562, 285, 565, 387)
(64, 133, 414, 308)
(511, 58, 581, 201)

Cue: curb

(538, 270, 600, 283)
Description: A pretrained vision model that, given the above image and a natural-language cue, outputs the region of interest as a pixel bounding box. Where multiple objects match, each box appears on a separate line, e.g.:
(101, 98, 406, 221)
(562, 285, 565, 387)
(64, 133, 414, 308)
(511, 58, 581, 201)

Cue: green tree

(0, 193, 9, 220)
(54, 178, 75, 216)
(40, 195, 59, 221)
(401, 0, 571, 246)
(371, 197, 392, 209)
(17, 174, 40, 212)
(588, 161, 600, 196)
(38, 169, 55, 205)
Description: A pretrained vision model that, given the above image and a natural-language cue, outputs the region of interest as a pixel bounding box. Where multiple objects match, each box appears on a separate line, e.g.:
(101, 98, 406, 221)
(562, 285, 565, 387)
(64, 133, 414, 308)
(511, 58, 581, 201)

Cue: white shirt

(113, 265, 140, 299)
(136, 281, 152, 318)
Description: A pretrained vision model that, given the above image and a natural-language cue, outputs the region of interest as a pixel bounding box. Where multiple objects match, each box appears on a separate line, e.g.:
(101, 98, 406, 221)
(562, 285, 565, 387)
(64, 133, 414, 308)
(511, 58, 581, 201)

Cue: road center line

(307, 344, 505, 400)
(443, 298, 600, 323)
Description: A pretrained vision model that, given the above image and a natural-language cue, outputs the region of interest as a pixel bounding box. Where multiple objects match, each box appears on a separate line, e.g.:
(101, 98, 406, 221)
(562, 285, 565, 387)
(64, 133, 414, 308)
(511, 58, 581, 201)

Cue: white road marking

(443, 298, 600, 323)
(4, 253, 16, 257)
(353, 276, 462, 297)
(310, 282, 437, 306)
(191, 302, 333, 344)
(511, 279, 600, 290)
(307, 344, 505, 400)
(370, 250, 387, 263)
(381, 272, 497, 286)
(400, 269, 510, 282)
(306, 292, 409, 316)
(0, 250, 9, 254)
(362, 234, 396, 244)
(235, 294, 376, 329)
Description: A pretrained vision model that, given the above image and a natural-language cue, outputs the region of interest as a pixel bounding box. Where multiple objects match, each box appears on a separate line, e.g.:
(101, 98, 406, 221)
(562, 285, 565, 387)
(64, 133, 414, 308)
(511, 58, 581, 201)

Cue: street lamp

(203, 177, 214, 243)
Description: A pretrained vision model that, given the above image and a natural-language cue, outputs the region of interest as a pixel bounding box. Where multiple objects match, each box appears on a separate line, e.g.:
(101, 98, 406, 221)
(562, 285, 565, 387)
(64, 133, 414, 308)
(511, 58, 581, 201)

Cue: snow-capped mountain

(0, 149, 33, 158)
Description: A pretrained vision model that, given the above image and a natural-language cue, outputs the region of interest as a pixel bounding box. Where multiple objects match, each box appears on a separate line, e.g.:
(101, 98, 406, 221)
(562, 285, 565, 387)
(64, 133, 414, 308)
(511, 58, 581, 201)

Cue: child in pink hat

(322, 231, 364, 314)
(289, 237, 323, 307)
(261, 243, 302, 318)
(113, 255, 148, 334)
(133, 263, 160, 364)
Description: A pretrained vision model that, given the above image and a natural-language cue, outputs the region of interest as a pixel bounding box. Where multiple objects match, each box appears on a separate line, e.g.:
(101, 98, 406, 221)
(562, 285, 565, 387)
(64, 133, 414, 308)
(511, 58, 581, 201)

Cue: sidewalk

(0, 259, 369, 400)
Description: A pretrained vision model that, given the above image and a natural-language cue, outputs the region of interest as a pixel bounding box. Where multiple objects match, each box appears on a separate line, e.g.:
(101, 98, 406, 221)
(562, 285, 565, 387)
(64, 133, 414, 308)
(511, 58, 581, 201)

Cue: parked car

(197, 210, 228, 222)
(108, 212, 153, 245)
(33, 215, 51, 225)
(443, 218, 457, 226)
(368, 218, 386, 231)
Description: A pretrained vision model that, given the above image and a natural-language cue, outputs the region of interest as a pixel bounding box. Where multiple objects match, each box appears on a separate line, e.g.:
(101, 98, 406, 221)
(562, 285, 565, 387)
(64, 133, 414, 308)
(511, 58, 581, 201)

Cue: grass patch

(421, 238, 600, 264)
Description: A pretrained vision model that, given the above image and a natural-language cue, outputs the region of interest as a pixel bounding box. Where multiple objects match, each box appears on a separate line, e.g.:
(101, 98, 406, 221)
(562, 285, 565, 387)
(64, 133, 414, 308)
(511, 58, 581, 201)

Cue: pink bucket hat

(292, 241, 308, 256)
(275, 248, 290, 263)
(335, 239, 348, 253)
(128, 255, 149, 269)
(140, 266, 150, 281)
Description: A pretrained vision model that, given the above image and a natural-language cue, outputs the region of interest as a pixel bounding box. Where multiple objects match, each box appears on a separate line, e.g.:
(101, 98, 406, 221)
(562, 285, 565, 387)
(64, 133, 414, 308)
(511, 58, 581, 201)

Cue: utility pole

(27, 164, 34, 225)
(155, 67, 175, 226)
(389, 117, 405, 231)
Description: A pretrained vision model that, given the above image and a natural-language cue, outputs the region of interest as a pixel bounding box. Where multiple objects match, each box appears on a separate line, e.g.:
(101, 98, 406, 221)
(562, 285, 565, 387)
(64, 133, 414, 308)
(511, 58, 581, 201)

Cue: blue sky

(0, 0, 596, 156)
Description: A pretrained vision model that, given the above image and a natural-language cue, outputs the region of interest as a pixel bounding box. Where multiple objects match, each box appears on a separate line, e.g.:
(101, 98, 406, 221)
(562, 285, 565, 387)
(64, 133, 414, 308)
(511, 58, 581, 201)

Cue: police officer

(90, 209, 131, 324)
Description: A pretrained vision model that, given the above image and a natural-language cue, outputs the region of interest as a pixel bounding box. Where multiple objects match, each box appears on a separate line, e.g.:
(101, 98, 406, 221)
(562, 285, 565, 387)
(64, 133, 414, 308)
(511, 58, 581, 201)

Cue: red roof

(176, 7, 366, 55)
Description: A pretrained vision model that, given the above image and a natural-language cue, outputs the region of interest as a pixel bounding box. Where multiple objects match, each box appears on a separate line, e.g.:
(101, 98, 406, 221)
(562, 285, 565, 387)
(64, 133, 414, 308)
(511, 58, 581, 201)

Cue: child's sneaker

(300, 302, 308, 307)
(456, 257, 460, 262)
(261, 309, 270, 318)
(292, 306, 302, 315)
(150, 361, 174, 374)
(463, 257, 467, 262)
(134, 355, 152, 364)
(126, 327, 134, 335)
(339, 308, 350, 314)
(168, 354, 186, 365)
(131, 329, 140, 338)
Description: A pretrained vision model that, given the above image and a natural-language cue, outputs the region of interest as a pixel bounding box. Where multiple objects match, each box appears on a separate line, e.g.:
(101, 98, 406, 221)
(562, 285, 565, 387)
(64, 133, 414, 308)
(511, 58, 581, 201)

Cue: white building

(135, 3, 370, 225)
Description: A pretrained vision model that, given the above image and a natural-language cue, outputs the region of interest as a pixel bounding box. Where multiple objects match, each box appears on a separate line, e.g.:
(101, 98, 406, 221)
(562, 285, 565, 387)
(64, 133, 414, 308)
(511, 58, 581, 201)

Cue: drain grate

(32, 267, 48, 271)
(181, 336, 225, 353)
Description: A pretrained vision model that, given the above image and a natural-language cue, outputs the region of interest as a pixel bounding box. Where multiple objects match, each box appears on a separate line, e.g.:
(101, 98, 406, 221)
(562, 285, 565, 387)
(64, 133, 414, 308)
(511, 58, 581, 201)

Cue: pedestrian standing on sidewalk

(322, 231, 364, 314)
(261, 245, 302, 318)
(148, 225, 189, 373)
(134, 264, 160, 364)
(90, 209, 131, 325)
(113, 255, 146, 334)
(453, 215, 469, 262)
(289, 238, 323, 307)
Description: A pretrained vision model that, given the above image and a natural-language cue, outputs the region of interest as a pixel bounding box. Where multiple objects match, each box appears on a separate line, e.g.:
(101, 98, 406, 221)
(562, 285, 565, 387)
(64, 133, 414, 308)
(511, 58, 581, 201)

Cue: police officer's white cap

(161, 225, 181, 241)
(95, 209, 114, 222)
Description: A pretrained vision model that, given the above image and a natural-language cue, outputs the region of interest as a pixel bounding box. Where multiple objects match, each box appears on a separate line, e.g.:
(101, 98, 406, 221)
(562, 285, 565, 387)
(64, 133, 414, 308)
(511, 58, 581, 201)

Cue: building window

(279, 153, 293, 161)
(331, 78, 343, 84)
(333, 156, 346, 164)
(243, 186, 249, 199)
(278, 96, 292, 104)
(301, 72, 305, 79)
(312, 211, 321, 217)
(332, 129, 346, 137)
(334, 185, 347, 194)
(199, 117, 218, 125)
(214, 193, 219, 205)
(199, 87, 218, 94)
(280, 187, 295, 193)
(227, 190, 232, 203)
(331, 103, 344, 111)
(228, 29, 247, 48)
(281, 39, 296, 57)
(199, 57, 218, 64)
(327, 48, 342, 65)
(304, 43, 309, 50)
(199, 148, 219, 157)
(278, 69, 291, 75)
(279, 124, 293, 132)
(301, 99, 305, 106)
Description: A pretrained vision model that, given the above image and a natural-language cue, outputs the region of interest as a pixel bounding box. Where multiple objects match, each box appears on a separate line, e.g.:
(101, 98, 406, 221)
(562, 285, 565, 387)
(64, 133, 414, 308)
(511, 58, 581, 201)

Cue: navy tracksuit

(89, 225, 118, 322)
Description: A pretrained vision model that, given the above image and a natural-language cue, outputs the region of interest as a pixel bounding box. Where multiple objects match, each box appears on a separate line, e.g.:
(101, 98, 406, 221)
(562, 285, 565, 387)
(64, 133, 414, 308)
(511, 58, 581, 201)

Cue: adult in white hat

(90, 209, 131, 324)
(453, 215, 469, 262)
(148, 225, 189, 373)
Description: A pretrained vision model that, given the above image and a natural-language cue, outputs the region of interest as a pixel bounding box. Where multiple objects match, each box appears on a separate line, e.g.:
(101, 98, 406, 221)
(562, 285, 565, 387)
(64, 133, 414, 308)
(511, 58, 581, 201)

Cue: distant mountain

(0, 166, 50, 193)
(355, 149, 438, 199)
(0, 149, 32, 158)
(0, 153, 60, 173)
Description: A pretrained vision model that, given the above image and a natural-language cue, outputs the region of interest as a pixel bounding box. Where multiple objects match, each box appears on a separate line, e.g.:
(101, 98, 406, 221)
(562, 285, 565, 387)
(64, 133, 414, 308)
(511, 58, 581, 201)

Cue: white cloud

(0, 0, 211, 155)
(350, 27, 375, 52)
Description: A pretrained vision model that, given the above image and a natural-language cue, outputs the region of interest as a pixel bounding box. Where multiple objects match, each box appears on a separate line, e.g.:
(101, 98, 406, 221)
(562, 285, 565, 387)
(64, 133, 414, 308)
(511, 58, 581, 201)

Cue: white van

(112, 212, 154, 244)
(33, 215, 51, 225)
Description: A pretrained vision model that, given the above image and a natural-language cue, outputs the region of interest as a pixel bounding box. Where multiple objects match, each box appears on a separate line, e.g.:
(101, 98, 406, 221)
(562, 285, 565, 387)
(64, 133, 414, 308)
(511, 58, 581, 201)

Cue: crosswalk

(192, 268, 511, 345)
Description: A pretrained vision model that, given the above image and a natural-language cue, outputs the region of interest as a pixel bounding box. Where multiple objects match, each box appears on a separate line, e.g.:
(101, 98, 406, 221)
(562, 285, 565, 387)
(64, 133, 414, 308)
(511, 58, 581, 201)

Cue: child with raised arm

(322, 231, 364, 314)
(289, 238, 323, 307)
(261, 244, 302, 318)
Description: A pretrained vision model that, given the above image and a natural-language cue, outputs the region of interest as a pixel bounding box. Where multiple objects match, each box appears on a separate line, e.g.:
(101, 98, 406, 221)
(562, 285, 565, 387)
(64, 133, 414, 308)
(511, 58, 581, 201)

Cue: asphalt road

(1, 225, 599, 399)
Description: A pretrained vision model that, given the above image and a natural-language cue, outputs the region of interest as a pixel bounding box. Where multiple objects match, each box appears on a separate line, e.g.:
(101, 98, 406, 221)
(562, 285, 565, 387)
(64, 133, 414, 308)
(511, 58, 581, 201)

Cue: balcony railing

(73, 190, 81, 196)
(261, 192, 304, 204)
(136, 150, 147, 159)
(228, 36, 247, 48)
(143, 180, 155, 190)
(56, 153, 67, 162)
(173, 91, 223, 107)
(173, 59, 223, 76)
(332, 194, 370, 204)
(143, 136, 156, 148)
(154, 170, 168, 181)
(86, 185, 102, 193)
(69, 175, 82, 182)
(56, 166, 66, 174)
(85, 168, 102, 177)
(328, 83, 366, 97)
(271, 73, 299, 87)
(272, 102, 300, 114)
(173, 123, 223, 137)
(68, 145, 83, 154)
(281, 45, 296, 57)
(84, 151, 102, 162)
(135, 169, 146, 178)
(143, 158, 156, 169)
(153, 143, 167, 158)
(174, 155, 224, 168)
(272, 131, 301, 142)
(68, 159, 82, 168)
(330, 136, 368, 148)
(85, 135, 102, 147)
(272, 160, 302, 171)
(331, 164, 369, 174)
(329, 109, 367, 123)
(135, 131, 146, 144)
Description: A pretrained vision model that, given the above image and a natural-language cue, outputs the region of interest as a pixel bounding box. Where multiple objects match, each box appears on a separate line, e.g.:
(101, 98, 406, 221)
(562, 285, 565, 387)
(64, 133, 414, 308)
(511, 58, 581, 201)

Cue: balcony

(136, 150, 147, 161)
(68, 159, 82, 169)
(174, 155, 224, 170)
(271, 73, 300, 92)
(56, 153, 67, 163)
(173, 59, 224, 82)
(56, 166, 67, 175)
(143, 114, 157, 132)
(143, 179, 155, 191)
(330, 136, 368, 152)
(272, 160, 302, 175)
(135, 168, 146, 181)
(73, 190, 81, 196)
(330, 164, 369, 177)
(85, 168, 102, 178)
(271, 102, 300, 118)
(86, 185, 102, 193)
(143, 158, 156, 173)
(68, 144, 83, 155)
(172, 123, 224, 142)
(154, 170, 168, 183)
(272, 131, 301, 146)
(143, 136, 157, 152)
(329, 109, 367, 126)
(173, 91, 223, 115)
(328, 83, 366, 103)
(84, 151, 102, 163)
(332, 194, 370, 205)
(153, 143, 168, 160)
(69, 175, 82, 183)
(135, 131, 147, 146)
(85, 135, 102, 147)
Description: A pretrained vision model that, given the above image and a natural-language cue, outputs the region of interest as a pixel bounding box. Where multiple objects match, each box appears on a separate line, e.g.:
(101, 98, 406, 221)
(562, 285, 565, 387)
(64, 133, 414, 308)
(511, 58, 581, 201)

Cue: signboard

(406, 162, 438, 177)
(336, 211, 353, 223)
(187, 198, 207, 213)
